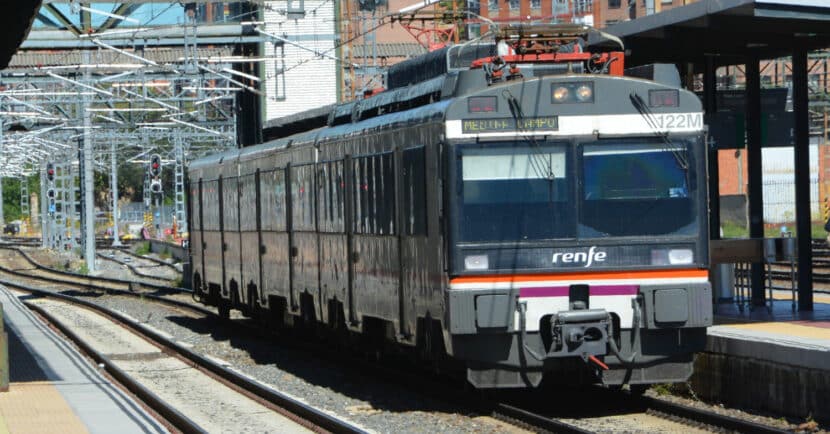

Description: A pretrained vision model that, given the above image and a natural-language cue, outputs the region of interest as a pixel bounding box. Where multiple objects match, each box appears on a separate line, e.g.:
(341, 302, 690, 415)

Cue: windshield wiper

(502, 89, 556, 181)
(629, 92, 689, 171)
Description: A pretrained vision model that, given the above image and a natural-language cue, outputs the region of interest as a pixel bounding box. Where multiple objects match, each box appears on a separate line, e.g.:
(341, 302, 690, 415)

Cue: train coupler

(519, 302, 611, 361)
(548, 309, 610, 359)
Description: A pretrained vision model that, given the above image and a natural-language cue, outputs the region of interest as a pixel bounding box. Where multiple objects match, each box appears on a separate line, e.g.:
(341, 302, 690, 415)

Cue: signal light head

(149, 154, 162, 177)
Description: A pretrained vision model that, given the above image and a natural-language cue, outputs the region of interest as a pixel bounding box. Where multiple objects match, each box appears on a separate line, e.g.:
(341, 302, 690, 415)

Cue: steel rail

(0, 254, 205, 316)
(0, 245, 190, 294)
(96, 251, 180, 282)
(2, 279, 367, 434)
(22, 300, 203, 434)
(641, 396, 790, 434)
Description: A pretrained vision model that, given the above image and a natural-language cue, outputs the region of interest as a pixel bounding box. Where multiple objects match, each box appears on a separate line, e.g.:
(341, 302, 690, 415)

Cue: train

(187, 24, 712, 389)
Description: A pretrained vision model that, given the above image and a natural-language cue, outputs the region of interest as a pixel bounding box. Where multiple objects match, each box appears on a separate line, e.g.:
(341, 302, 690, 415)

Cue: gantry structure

(1, 1, 267, 272)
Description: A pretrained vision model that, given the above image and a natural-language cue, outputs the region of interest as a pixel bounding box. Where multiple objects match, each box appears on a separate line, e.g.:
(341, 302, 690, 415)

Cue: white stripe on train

(445, 112, 704, 139)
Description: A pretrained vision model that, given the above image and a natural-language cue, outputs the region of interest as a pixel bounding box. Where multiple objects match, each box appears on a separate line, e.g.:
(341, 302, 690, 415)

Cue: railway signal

(150, 154, 162, 178)
(46, 188, 55, 199)
(150, 179, 162, 194)
(46, 163, 55, 183)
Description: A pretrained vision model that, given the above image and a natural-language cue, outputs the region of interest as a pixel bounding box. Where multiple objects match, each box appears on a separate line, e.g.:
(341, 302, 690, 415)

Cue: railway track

(485, 388, 790, 433)
(97, 248, 181, 283)
(0, 246, 186, 297)
(0, 274, 365, 433)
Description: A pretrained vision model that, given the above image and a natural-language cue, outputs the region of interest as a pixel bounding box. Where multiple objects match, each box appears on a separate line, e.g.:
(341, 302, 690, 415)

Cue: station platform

(691, 290, 830, 424)
(0, 287, 168, 434)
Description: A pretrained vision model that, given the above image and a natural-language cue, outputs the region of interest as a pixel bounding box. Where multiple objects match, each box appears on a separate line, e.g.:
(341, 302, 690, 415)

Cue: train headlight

(464, 255, 489, 271)
(575, 84, 594, 102)
(552, 86, 570, 103)
(668, 249, 694, 265)
(551, 82, 593, 103)
(651, 249, 694, 265)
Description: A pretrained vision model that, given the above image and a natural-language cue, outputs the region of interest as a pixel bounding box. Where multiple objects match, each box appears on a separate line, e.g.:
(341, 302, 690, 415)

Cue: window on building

(574, 0, 592, 13)
(661, 0, 673, 4)
(287, 0, 305, 19)
(531, 0, 541, 9)
(274, 43, 286, 101)
(509, 0, 519, 10)
(609, 0, 621, 8)
(488, 0, 498, 12)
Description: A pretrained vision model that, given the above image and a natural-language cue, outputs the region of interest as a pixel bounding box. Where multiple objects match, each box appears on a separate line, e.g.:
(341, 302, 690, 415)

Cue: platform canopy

(608, 0, 830, 70)
(609, 0, 830, 312)
(0, 0, 42, 69)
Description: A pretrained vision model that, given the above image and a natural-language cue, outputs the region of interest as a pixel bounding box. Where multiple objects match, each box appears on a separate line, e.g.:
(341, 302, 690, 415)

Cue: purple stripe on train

(519, 285, 639, 298)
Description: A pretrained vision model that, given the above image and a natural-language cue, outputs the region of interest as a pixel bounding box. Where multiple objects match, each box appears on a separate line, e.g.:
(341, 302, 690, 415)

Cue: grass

(135, 242, 151, 256)
(77, 261, 89, 275)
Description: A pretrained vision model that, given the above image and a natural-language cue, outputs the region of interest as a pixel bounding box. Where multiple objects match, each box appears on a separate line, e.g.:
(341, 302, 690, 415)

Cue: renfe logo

(552, 246, 607, 268)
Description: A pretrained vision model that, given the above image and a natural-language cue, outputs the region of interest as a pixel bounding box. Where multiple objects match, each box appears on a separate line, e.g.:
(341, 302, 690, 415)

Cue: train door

(399, 145, 429, 337)
(239, 171, 260, 313)
(190, 178, 205, 295)
(317, 159, 349, 326)
(349, 151, 400, 324)
(289, 163, 318, 320)
(221, 174, 242, 305)
(259, 169, 290, 310)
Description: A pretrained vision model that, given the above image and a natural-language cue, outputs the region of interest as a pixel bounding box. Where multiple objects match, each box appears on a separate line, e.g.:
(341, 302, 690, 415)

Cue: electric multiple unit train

(187, 25, 712, 389)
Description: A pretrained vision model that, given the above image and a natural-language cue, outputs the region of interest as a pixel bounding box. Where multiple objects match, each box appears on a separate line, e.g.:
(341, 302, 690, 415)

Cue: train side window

(353, 158, 366, 234)
(202, 180, 219, 231)
(320, 160, 345, 233)
(240, 174, 257, 232)
(353, 154, 396, 235)
(367, 156, 377, 234)
(222, 176, 240, 231)
(191, 180, 201, 231)
(402, 147, 427, 235)
(274, 169, 287, 231)
(291, 164, 315, 231)
(378, 152, 396, 235)
(259, 170, 285, 232)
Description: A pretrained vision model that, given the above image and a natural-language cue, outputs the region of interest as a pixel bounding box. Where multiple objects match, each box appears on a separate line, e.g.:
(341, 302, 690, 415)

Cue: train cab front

(442, 74, 713, 389)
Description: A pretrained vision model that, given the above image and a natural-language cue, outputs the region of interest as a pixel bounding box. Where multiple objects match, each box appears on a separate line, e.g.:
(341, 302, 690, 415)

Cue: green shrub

(135, 242, 151, 256)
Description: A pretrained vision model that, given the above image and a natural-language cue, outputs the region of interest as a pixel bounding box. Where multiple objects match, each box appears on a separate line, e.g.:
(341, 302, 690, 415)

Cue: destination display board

(461, 116, 559, 134)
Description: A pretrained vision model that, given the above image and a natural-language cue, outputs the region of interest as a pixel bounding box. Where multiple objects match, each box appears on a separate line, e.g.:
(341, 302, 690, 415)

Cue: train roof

(188, 147, 240, 171)
(260, 24, 627, 142)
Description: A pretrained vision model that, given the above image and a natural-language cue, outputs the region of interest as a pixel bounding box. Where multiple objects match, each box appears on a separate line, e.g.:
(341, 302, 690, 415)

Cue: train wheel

(629, 384, 649, 396)
(218, 300, 230, 320)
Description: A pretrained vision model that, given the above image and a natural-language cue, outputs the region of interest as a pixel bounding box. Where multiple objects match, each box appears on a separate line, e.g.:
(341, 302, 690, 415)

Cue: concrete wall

(692, 352, 829, 424)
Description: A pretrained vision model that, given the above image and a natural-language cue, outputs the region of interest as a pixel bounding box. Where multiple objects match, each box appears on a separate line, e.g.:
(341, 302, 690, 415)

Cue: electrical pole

(111, 141, 122, 247)
(82, 49, 96, 272)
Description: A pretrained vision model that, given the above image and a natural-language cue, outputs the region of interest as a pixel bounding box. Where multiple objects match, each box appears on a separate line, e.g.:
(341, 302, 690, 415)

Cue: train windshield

(453, 137, 701, 243)
(455, 141, 575, 242)
(579, 140, 697, 238)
